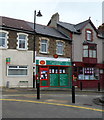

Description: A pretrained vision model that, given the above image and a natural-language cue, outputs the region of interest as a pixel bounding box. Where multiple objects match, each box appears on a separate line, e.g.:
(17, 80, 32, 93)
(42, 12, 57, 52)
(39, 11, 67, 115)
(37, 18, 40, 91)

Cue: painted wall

(1, 49, 33, 88)
(73, 23, 103, 64)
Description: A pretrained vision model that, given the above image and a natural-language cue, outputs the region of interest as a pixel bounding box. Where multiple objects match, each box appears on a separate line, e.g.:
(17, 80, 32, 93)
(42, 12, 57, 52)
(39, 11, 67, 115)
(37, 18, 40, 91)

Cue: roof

(74, 19, 90, 30)
(0, 16, 71, 41)
(57, 21, 78, 33)
(27, 22, 71, 40)
(98, 24, 104, 39)
(0, 16, 33, 31)
(57, 19, 98, 34)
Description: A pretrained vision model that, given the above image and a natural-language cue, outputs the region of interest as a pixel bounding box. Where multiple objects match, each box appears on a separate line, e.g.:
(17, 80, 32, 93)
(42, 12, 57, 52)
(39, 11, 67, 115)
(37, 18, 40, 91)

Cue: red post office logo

(40, 60, 45, 65)
(53, 54, 58, 58)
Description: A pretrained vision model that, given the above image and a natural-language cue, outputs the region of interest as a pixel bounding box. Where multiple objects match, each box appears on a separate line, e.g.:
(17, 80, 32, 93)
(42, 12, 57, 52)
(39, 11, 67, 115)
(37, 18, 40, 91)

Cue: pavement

(1, 87, 104, 119)
(1, 86, 104, 92)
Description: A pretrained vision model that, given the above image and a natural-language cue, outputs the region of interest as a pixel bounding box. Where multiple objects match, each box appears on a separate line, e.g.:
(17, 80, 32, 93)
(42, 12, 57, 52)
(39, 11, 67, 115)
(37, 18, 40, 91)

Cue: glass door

(40, 67, 49, 87)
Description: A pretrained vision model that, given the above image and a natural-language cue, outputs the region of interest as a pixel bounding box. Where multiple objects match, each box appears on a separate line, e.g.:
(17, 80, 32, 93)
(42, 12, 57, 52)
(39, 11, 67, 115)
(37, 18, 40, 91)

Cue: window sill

(7, 75, 28, 77)
(40, 52, 49, 54)
(17, 48, 28, 51)
(0, 47, 7, 49)
(57, 53, 64, 56)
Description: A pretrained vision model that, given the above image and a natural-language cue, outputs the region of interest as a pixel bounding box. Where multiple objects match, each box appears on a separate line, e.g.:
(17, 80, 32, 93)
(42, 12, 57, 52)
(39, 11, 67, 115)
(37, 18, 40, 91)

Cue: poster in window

(56, 69, 58, 73)
(52, 69, 54, 73)
(63, 69, 65, 73)
(49, 69, 51, 73)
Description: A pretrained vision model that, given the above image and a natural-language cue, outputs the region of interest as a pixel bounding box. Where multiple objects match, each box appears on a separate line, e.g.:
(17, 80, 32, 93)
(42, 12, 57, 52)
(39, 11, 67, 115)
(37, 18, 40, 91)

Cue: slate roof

(27, 22, 71, 40)
(0, 16, 33, 31)
(57, 21, 77, 33)
(74, 19, 90, 30)
(0, 16, 71, 41)
(57, 19, 98, 34)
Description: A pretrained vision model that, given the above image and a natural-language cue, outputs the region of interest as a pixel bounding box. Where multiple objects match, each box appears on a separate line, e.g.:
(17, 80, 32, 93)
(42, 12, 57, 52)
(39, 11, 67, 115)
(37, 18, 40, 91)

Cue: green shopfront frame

(36, 57, 72, 88)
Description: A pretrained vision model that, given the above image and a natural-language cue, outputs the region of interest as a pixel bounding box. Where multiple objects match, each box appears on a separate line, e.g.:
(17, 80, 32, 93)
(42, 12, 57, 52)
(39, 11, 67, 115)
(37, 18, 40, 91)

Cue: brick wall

(36, 35, 72, 58)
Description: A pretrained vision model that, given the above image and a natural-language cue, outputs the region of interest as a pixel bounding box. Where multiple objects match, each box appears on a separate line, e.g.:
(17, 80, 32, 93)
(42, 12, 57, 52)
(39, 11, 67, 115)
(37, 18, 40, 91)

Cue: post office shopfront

(36, 57, 72, 88)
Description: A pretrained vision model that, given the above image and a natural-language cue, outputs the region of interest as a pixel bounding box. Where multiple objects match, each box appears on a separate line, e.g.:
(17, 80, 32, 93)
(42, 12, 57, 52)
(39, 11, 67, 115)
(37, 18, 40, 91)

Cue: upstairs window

(17, 33, 28, 50)
(83, 44, 97, 58)
(40, 39, 48, 53)
(0, 31, 8, 48)
(56, 41, 64, 55)
(83, 45, 88, 57)
(85, 29, 93, 41)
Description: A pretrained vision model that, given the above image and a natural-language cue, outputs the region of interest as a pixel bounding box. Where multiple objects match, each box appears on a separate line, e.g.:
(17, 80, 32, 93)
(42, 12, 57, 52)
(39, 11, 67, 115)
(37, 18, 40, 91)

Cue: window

(0, 31, 8, 48)
(56, 41, 64, 55)
(40, 39, 48, 53)
(7, 65, 28, 76)
(83, 45, 88, 57)
(49, 66, 68, 74)
(17, 33, 28, 50)
(78, 67, 99, 80)
(83, 44, 97, 58)
(85, 29, 93, 41)
(89, 45, 97, 58)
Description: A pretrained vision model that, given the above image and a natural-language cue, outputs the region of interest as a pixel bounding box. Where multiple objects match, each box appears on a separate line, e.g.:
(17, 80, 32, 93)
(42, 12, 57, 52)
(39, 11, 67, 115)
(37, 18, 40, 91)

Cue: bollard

(98, 82, 100, 91)
(80, 82, 82, 91)
(37, 82, 40, 99)
(72, 86, 75, 103)
(6, 81, 9, 88)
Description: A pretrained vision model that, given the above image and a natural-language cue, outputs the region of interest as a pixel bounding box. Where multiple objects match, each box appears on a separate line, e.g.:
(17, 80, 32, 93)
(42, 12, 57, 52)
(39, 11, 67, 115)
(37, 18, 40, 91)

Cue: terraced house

(1, 14, 103, 89)
(0, 16, 72, 88)
(48, 13, 104, 88)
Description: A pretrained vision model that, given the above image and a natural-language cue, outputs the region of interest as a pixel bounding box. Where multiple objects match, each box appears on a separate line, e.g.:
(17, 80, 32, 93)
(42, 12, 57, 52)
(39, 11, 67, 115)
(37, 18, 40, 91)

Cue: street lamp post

(33, 10, 42, 88)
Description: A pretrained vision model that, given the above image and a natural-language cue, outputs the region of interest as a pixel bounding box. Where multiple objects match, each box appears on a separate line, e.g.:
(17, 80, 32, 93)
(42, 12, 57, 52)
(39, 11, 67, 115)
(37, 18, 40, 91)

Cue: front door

(40, 67, 49, 87)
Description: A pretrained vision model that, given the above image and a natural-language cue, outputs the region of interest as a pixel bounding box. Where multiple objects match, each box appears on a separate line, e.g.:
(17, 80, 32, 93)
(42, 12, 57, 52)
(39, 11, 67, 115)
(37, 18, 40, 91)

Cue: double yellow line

(0, 98, 104, 112)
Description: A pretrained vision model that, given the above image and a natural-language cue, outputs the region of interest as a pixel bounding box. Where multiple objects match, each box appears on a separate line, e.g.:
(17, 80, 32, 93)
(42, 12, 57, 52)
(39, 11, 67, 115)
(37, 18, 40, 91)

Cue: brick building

(0, 16, 72, 88)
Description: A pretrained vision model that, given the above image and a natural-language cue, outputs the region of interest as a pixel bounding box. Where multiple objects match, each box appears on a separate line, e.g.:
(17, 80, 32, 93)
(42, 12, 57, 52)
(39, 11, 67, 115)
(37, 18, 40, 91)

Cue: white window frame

(86, 30, 92, 41)
(40, 38, 49, 54)
(56, 41, 64, 55)
(0, 30, 8, 49)
(17, 33, 28, 50)
(7, 65, 28, 76)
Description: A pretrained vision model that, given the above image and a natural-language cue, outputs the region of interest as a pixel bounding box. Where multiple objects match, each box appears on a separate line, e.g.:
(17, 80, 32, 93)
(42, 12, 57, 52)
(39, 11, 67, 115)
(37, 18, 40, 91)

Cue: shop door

(40, 67, 49, 87)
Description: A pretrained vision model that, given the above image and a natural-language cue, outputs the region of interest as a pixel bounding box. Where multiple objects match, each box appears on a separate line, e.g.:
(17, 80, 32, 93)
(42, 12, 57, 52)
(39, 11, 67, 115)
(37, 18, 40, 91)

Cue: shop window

(17, 33, 28, 50)
(40, 39, 48, 53)
(40, 68, 48, 80)
(78, 67, 99, 80)
(49, 66, 58, 74)
(78, 67, 83, 74)
(83, 44, 97, 58)
(56, 41, 64, 55)
(7, 65, 28, 76)
(59, 67, 67, 74)
(0, 30, 8, 48)
(49, 66, 67, 74)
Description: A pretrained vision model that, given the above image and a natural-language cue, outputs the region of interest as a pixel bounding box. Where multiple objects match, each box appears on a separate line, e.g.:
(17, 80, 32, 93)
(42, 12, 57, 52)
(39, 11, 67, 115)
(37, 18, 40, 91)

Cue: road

(1, 89, 104, 119)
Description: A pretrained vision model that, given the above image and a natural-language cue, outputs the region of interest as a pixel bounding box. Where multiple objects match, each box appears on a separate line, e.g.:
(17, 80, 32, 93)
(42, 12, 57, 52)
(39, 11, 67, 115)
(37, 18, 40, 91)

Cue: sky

(0, 0, 104, 28)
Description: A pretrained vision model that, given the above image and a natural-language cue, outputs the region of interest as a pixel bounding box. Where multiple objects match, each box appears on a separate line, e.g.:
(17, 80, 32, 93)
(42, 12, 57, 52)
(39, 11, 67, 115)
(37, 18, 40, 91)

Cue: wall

(7, 30, 34, 50)
(0, 50, 3, 86)
(73, 23, 103, 64)
(1, 49, 33, 88)
(36, 35, 72, 58)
